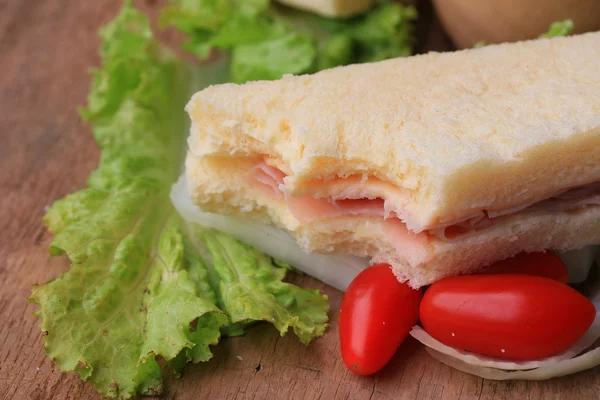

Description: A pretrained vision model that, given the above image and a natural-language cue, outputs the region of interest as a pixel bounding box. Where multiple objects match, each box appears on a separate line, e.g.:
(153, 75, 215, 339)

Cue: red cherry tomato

(420, 274, 595, 360)
(339, 263, 423, 375)
(481, 251, 568, 283)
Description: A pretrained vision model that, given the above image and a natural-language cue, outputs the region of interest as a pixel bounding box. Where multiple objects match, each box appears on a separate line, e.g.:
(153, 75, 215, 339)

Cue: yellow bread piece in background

(276, 0, 375, 17)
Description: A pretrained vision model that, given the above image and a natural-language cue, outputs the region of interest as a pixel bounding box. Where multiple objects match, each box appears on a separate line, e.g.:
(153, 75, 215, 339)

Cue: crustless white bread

(184, 32, 600, 287)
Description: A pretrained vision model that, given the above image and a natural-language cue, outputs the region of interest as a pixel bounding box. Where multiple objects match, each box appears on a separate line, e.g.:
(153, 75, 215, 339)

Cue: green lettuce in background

(29, 1, 328, 398)
(162, 0, 418, 82)
(539, 19, 574, 38)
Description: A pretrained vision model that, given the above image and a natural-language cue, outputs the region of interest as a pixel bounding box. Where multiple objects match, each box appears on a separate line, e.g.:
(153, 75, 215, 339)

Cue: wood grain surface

(0, 1, 598, 399)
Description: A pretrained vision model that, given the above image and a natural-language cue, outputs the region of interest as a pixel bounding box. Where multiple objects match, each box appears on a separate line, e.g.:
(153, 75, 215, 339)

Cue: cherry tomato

(339, 263, 423, 375)
(420, 274, 595, 360)
(480, 251, 568, 283)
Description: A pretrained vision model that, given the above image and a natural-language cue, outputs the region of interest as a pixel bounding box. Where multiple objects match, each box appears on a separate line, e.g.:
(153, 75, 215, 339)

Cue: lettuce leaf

(475, 19, 575, 48)
(30, 1, 328, 398)
(185, 225, 328, 343)
(231, 32, 316, 82)
(539, 19, 574, 39)
(162, 0, 417, 83)
(346, 1, 417, 62)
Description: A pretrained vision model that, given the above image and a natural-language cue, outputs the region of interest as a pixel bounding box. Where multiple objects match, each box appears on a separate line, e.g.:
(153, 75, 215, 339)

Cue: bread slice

(186, 154, 600, 287)
(187, 32, 600, 230)
(185, 33, 600, 287)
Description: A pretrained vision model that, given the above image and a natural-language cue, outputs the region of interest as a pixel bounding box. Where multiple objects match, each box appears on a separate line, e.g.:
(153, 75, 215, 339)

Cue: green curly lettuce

(162, 0, 417, 83)
(539, 19, 574, 38)
(475, 19, 575, 48)
(185, 225, 329, 342)
(29, 1, 328, 398)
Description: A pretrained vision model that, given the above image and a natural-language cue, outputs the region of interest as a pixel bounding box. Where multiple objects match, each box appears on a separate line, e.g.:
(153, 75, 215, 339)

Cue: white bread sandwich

(184, 32, 600, 289)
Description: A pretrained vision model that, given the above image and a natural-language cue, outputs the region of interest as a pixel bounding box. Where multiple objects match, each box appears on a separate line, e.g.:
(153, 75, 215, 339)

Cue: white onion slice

(170, 176, 369, 291)
(559, 246, 598, 284)
(426, 346, 600, 380)
(410, 272, 600, 379)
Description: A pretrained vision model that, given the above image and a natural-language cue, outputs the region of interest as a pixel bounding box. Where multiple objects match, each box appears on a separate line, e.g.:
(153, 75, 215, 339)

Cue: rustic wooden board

(0, 1, 598, 399)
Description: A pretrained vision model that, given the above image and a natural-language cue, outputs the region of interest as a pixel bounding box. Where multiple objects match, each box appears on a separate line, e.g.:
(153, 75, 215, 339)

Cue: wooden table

(1, 1, 598, 399)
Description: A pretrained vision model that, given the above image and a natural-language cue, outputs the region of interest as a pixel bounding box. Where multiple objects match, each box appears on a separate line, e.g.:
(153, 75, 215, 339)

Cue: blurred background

(132, 0, 600, 84)
(434, 0, 600, 49)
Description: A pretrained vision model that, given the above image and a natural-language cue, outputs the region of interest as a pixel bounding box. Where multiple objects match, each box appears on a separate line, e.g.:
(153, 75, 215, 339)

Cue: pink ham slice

(287, 197, 386, 221)
(431, 185, 600, 241)
(252, 162, 392, 220)
(249, 161, 600, 242)
(295, 176, 407, 220)
(251, 163, 287, 199)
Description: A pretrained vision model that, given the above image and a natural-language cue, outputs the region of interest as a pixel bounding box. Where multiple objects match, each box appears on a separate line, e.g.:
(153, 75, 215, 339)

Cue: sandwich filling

(251, 159, 600, 243)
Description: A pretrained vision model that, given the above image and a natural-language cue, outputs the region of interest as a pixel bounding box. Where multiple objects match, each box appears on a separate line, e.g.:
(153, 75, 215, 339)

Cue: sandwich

(184, 31, 600, 288)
